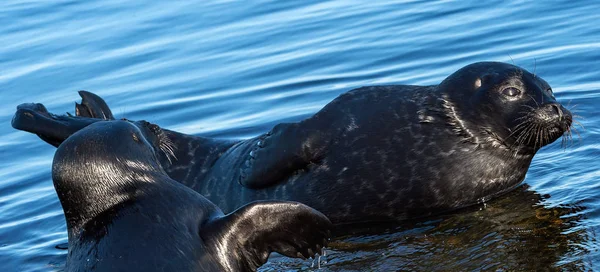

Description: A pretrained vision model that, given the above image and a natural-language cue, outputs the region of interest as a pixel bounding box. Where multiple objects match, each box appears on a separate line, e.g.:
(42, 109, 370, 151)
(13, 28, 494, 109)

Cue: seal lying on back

(13, 62, 574, 224)
(52, 120, 331, 271)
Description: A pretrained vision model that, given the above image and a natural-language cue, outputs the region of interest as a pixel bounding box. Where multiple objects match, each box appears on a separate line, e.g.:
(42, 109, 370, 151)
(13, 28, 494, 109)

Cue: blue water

(1, 1, 599, 271)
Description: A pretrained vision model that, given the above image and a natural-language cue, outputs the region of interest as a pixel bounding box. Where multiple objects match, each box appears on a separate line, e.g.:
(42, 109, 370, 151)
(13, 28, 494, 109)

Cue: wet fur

(52, 121, 332, 271)
(13, 62, 574, 225)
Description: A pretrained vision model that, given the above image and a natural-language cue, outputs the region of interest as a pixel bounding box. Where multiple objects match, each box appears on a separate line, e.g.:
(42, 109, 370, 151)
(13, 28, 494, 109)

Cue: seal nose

(536, 103, 571, 124)
(549, 103, 563, 120)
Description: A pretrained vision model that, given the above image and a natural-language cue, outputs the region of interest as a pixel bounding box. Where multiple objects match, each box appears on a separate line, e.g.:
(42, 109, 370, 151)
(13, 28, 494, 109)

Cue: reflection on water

(262, 185, 593, 271)
(42, 186, 592, 271)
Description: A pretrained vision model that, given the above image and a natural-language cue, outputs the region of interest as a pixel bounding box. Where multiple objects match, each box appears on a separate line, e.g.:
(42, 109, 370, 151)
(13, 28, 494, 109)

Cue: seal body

(14, 62, 573, 224)
(52, 121, 331, 271)
(158, 62, 573, 223)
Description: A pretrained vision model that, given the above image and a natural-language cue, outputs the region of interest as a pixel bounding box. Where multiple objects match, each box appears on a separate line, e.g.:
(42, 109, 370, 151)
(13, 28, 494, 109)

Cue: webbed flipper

(200, 201, 332, 271)
(75, 90, 115, 120)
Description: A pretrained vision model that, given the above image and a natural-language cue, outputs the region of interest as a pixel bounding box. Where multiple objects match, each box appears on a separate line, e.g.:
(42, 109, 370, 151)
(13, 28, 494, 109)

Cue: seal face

(14, 62, 574, 225)
(436, 62, 572, 154)
(52, 120, 331, 271)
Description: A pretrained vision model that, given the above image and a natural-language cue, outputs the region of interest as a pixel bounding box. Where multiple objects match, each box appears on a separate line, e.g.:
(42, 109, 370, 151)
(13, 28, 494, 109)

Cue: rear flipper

(201, 201, 332, 271)
(239, 123, 327, 189)
(11, 91, 115, 147)
(75, 90, 115, 120)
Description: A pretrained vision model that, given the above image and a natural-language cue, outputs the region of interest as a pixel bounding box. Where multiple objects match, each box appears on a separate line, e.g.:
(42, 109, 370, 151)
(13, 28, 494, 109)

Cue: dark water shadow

(262, 184, 593, 271)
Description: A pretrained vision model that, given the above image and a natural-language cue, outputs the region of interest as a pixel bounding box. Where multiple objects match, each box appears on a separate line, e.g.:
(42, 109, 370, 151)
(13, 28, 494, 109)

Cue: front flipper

(201, 201, 332, 271)
(75, 90, 115, 120)
(240, 123, 327, 189)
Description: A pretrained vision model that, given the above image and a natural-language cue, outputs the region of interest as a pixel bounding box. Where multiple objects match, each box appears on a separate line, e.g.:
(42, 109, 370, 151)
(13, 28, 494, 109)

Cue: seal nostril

(550, 104, 563, 120)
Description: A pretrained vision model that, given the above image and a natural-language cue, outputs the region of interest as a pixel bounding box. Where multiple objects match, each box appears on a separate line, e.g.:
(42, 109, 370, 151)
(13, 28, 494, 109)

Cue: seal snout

(504, 99, 574, 149)
(535, 103, 572, 124)
(549, 103, 563, 120)
(529, 102, 573, 143)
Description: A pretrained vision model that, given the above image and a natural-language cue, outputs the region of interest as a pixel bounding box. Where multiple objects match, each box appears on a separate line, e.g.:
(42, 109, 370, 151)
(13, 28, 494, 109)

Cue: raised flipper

(12, 91, 114, 147)
(201, 201, 332, 271)
(75, 90, 115, 120)
(239, 123, 328, 189)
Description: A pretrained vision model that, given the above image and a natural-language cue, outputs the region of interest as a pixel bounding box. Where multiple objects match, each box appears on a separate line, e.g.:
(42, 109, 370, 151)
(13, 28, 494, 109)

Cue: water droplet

(318, 255, 322, 269)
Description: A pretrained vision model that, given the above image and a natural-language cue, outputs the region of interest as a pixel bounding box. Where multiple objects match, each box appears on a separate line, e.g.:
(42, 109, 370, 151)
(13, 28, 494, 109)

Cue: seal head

(438, 62, 572, 154)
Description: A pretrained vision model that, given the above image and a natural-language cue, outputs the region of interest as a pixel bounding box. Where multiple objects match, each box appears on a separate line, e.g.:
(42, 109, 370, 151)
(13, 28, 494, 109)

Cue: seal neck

(52, 155, 167, 238)
(157, 129, 239, 188)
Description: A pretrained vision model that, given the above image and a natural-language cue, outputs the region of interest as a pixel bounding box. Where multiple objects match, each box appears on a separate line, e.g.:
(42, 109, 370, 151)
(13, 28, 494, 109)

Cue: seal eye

(501, 87, 521, 97)
(547, 88, 554, 97)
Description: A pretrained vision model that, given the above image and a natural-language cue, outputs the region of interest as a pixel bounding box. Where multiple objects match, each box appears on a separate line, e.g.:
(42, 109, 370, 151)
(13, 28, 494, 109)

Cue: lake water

(1, 1, 599, 271)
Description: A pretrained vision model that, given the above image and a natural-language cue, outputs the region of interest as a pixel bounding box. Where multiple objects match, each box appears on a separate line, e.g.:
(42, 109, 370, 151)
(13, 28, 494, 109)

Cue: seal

(52, 120, 332, 271)
(13, 62, 574, 224)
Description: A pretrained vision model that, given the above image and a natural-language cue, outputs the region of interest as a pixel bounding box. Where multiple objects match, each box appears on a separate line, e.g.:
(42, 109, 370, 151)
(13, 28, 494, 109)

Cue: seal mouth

(135, 120, 177, 164)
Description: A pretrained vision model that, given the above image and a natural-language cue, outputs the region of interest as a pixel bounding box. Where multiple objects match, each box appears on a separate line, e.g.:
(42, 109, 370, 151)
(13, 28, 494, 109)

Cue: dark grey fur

(52, 121, 331, 271)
